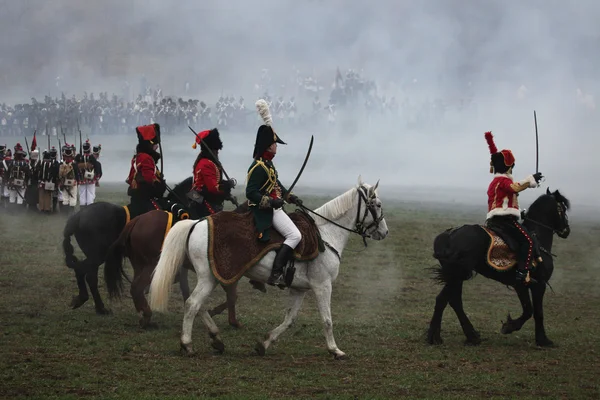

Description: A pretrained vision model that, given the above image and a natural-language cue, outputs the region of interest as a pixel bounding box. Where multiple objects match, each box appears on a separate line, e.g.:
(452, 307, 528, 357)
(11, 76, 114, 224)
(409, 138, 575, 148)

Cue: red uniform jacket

(487, 173, 537, 219)
(192, 158, 225, 196)
(126, 152, 159, 189)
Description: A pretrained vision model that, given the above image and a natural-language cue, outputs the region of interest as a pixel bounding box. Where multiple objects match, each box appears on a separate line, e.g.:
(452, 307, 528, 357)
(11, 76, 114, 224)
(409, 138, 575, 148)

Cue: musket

(46, 123, 50, 151)
(534, 110, 539, 174)
(60, 121, 67, 145)
(77, 118, 82, 154)
(24, 137, 30, 155)
(283, 135, 314, 198)
(188, 125, 238, 207)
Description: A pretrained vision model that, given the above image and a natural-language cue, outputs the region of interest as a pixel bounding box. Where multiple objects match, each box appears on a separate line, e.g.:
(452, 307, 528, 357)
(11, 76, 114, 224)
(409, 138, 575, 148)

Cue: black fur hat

(192, 128, 223, 151)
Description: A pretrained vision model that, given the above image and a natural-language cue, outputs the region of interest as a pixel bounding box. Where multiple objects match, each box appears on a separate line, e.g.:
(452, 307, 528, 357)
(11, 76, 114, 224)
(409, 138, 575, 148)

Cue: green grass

(1, 186, 599, 399)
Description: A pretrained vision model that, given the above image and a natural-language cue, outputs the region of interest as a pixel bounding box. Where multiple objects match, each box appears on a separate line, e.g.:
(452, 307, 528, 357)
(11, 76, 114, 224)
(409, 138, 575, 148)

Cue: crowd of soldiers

(0, 68, 484, 139)
(0, 139, 102, 214)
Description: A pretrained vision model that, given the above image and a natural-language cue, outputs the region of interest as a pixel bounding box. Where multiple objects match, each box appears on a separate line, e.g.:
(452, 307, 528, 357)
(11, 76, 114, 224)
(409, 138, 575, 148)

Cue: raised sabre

(534, 110, 539, 174)
(283, 135, 314, 198)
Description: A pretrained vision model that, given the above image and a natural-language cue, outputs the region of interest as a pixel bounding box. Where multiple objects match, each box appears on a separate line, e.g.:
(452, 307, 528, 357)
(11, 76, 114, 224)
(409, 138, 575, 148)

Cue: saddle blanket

(206, 210, 323, 285)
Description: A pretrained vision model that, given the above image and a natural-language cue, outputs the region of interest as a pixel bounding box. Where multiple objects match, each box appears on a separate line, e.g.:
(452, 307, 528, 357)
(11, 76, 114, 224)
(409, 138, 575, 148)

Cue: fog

(2, 0, 599, 209)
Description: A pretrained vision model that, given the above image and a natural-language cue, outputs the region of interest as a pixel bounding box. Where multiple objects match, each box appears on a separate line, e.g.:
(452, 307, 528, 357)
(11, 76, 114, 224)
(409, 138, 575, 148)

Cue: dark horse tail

(431, 227, 474, 284)
(104, 217, 139, 299)
(63, 212, 82, 270)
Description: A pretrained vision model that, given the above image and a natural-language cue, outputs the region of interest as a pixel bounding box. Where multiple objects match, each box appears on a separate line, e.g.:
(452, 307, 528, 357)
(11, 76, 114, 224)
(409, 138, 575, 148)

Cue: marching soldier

(75, 139, 100, 208)
(188, 128, 236, 217)
(37, 148, 59, 213)
(92, 144, 102, 188)
(125, 123, 166, 219)
(25, 148, 40, 212)
(58, 143, 79, 215)
(0, 144, 7, 210)
(6, 143, 31, 211)
(246, 100, 303, 288)
(483, 131, 543, 284)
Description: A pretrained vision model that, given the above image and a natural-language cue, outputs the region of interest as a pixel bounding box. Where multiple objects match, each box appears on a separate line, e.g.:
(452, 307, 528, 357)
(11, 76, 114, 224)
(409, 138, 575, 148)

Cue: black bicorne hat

(253, 125, 285, 159)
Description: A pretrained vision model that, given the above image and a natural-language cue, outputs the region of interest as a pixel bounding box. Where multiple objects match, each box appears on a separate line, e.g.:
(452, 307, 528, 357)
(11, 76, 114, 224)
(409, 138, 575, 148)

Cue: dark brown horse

(104, 210, 244, 329)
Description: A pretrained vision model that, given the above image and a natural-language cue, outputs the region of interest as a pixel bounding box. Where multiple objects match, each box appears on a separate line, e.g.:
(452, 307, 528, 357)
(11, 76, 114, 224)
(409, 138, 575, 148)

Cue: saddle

(205, 209, 324, 285)
(480, 225, 539, 272)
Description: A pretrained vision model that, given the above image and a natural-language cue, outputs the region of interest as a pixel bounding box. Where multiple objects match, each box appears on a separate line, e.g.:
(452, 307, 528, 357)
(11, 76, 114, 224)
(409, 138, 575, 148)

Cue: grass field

(1, 184, 599, 399)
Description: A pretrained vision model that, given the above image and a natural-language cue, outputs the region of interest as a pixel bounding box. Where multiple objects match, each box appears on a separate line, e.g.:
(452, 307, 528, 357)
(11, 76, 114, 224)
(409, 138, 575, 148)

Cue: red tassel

(484, 131, 497, 154)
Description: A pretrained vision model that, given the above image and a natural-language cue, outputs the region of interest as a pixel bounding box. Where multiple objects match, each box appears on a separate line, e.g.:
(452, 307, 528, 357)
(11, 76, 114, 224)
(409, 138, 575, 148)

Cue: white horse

(148, 177, 389, 359)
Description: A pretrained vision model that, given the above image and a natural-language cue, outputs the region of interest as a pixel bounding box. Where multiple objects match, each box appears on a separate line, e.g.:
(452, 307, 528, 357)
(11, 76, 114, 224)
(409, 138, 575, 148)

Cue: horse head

(356, 175, 389, 241)
(527, 187, 571, 238)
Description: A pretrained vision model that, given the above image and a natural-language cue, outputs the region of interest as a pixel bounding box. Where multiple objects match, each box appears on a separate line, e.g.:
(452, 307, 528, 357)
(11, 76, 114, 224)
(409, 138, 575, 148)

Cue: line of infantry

(124, 101, 542, 288)
(0, 139, 102, 214)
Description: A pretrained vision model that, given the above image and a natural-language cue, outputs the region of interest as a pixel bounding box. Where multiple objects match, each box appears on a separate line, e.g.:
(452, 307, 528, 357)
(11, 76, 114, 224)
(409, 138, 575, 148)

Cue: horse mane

(529, 188, 571, 212)
(167, 177, 193, 202)
(313, 186, 358, 225)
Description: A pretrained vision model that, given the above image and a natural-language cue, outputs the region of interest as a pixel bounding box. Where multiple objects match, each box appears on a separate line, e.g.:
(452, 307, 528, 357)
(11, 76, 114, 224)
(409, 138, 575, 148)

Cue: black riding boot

(267, 244, 294, 287)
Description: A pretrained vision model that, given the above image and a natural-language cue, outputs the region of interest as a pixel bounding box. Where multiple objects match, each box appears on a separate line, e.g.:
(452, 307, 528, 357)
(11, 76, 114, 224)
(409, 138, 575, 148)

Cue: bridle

(298, 184, 384, 253)
(523, 201, 569, 237)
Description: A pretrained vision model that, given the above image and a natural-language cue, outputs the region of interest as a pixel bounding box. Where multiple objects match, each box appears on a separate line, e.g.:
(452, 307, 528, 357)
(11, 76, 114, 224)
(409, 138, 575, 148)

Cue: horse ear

(373, 179, 380, 194)
(546, 187, 551, 195)
(357, 175, 364, 187)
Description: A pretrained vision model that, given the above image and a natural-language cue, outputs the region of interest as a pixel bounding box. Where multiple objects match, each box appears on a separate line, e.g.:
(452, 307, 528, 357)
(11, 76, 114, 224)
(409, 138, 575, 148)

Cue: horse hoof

(141, 320, 159, 330)
(255, 341, 266, 356)
(331, 351, 347, 360)
(70, 295, 88, 309)
(465, 337, 482, 346)
(250, 280, 267, 293)
(536, 338, 555, 348)
(229, 321, 243, 329)
(180, 342, 194, 356)
(95, 307, 112, 315)
(426, 329, 443, 345)
(211, 338, 225, 354)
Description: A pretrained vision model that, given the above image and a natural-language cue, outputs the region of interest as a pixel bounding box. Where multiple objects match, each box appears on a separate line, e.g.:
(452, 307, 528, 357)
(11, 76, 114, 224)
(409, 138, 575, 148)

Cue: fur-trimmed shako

(42, 150, 51, 160)
(92, 144, 101, 157)
(192, 128, 223, 151)
(253, 99, 285, 159)
(485, 131, 515, 174)
(49, 146, 58, 159)
(13, 142, 26, 157)
(136, 123, 161, 145)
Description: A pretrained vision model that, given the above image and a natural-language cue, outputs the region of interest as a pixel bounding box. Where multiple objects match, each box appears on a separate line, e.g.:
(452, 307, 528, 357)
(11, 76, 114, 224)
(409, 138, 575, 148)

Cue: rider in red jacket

(188, 128, 236, 217)
(484, 131, 543, 284)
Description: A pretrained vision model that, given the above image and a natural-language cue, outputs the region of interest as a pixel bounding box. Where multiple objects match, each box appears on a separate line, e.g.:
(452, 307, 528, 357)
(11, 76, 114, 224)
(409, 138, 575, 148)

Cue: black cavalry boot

(515, 262, 536, 285)
(267, 244, 294, 287)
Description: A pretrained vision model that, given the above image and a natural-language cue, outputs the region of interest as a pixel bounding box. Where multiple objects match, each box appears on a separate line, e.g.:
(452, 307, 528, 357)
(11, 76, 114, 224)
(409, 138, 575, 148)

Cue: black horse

(62, 177, 193, 314)
(427, 188, 571, 347)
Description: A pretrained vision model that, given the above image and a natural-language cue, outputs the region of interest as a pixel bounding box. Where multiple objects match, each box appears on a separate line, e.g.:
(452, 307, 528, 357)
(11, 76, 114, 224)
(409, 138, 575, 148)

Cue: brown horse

(103, 210, 244, 329)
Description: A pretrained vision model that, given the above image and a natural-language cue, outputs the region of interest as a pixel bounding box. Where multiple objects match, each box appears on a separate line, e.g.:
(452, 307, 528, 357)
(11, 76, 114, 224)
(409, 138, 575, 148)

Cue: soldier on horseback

(125, 123, 167, 219)
(188, 128, 236, 217)
(246, 100, 304, 287)
(484, 131, 543, 284)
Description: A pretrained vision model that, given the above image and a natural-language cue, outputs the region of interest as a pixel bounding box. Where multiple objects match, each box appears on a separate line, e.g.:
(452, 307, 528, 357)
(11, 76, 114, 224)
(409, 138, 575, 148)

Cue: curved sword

(284, 135, 314, 198)
(534, 110, 539, 174)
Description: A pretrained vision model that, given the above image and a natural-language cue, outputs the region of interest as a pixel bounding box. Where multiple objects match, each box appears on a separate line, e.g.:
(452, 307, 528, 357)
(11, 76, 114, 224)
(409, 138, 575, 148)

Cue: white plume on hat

(255, 99, 273, 126)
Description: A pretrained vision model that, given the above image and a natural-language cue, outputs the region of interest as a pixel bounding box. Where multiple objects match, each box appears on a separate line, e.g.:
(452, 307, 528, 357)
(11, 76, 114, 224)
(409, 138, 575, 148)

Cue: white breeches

(2, 185, 9, 197)
(272, 208, 302, 248)
(62, 185, 78, 206)
(79, 183, 96, 205)
(9, 187, 26, 204)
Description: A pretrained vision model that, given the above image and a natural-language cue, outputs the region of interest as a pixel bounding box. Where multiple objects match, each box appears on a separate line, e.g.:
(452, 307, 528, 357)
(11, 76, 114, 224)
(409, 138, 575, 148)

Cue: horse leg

(447, 281, 480, 345)
(208, 285, 230, 318)
(255, 288, 306, 357)
(131, 269, 157, 329)
(70, 269, 90, 309)
(85, 265, 111, 315)
(501, 285, 533, 334)
(427, 284, 452, 345)
(313, 281, 346, 359)
(178, 267, 191, 302)
(180, 277, 220, 356)
(531, 283, 554, 347)
(225, 281, 242, 328)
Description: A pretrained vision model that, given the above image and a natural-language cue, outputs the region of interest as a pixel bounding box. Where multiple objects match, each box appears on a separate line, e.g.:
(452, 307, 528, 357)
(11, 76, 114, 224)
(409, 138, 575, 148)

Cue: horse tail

(63, 211, 81, 270)
(149, 219, 197, 313)
(430, 228, 474, 284)
(104, 217, 139, 299)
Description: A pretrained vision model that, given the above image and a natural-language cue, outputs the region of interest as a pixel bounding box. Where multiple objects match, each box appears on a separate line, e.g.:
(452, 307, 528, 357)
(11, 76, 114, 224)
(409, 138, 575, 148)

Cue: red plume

(484, 131, 497, 154)
(31, 132, 37, 152)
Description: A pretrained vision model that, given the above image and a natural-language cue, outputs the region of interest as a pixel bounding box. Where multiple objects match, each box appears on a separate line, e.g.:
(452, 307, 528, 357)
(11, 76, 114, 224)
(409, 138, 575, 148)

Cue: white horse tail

(149, 219, 197, 313)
